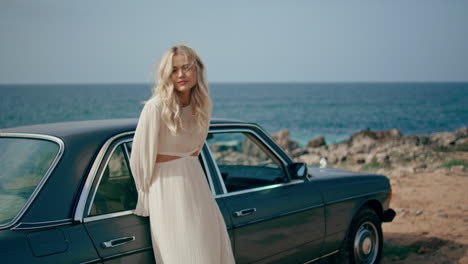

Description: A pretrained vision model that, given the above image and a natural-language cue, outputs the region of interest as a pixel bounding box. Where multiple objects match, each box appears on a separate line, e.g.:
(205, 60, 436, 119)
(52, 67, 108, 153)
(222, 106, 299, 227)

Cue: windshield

(0, 137, 60, 226)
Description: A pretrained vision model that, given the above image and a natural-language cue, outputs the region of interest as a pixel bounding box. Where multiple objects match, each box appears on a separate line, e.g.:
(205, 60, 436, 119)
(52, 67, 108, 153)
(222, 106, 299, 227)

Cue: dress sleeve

(130, 100, 160, 217)
(197, 112, 211, 152)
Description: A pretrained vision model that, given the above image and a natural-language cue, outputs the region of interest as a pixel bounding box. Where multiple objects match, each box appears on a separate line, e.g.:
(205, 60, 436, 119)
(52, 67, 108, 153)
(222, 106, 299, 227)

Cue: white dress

(130, 98, 235, 264)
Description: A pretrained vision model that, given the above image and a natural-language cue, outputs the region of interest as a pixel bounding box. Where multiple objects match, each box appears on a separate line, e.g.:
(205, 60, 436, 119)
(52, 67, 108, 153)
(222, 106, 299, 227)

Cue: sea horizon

(1, 82, 467, 146)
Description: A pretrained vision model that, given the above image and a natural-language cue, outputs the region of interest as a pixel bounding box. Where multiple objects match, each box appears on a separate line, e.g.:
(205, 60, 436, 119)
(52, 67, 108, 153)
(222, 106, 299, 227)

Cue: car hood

(306, 166, 391, 204)
(307, 166, 373, 179)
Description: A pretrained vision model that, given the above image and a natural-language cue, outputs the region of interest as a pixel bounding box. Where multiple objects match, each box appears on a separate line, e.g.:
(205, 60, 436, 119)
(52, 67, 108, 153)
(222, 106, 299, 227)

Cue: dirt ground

(380, 152, 468, 263)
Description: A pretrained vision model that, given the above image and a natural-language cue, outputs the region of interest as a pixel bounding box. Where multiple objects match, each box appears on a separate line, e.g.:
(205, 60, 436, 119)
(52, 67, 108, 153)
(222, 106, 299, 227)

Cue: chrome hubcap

(362, 237, 372, 254)
(353, 221, 379, 263)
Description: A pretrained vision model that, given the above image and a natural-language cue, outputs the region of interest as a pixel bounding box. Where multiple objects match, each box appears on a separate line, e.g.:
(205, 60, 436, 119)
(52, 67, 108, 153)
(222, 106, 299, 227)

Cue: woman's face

(170, 53, 198, 95)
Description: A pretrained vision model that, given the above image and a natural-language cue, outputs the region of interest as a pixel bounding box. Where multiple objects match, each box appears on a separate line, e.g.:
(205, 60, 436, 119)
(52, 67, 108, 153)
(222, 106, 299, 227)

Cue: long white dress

(129, 97, 235, 264)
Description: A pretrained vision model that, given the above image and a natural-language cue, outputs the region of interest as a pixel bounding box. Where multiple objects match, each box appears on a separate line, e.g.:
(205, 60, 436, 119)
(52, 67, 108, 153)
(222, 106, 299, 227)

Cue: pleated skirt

(148, 156, 235, 263)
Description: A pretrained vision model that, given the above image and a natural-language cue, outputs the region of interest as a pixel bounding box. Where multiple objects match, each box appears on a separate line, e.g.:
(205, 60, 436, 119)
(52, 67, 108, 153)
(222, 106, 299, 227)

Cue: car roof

(0, 118, 250, 140)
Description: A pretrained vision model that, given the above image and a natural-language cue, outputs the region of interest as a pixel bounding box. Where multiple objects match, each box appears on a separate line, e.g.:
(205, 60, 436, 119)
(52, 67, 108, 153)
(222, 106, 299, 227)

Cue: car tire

(331, 207, 383, 264)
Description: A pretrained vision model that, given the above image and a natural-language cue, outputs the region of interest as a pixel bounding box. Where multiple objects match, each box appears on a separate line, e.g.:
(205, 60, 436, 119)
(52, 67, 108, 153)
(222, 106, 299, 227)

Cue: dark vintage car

(0, 119, 395, 264)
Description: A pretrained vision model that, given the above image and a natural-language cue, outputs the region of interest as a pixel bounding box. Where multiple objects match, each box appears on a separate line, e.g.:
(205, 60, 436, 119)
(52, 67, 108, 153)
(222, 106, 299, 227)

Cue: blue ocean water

(1, 83, 467, 146)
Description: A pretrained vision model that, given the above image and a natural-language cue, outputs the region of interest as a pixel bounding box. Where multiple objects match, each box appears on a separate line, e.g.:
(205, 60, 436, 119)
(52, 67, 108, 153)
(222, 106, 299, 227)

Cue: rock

(307, 136, 326, 148)
(454, 127, 468, 138)
(291, 127, 466, 174)
(365, 154, 376, 164)
(296, 154, 321, 165)
(353, 155, 366, 164)
(327, 154, 339, 164)
(402, 135, 431, 146)
(271, 129, 298, 153)
(429, 132, 457, 147)
(291, 148, 308, 157)
(455, 137, 468, 146)
(350, 128, 402, 142)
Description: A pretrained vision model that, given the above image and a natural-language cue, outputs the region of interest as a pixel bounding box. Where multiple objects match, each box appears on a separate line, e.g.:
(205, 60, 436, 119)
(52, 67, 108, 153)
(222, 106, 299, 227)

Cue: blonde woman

(130, 45, 235, 263)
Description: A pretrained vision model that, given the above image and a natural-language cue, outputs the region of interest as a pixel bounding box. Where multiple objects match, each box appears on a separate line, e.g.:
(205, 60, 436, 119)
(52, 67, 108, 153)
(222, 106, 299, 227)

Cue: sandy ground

(380, 152, 468, 263)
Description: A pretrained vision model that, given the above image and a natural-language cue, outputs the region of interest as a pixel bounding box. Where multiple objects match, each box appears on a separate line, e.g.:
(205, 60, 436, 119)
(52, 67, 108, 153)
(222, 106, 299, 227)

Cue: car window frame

(206, 127, 304, 198)
(85, 138, 135, 218)
(0, 133, 64, 230)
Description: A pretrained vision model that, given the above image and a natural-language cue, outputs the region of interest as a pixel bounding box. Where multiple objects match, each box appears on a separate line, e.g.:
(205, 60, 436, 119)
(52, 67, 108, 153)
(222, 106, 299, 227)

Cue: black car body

(0, 119, 395, 263)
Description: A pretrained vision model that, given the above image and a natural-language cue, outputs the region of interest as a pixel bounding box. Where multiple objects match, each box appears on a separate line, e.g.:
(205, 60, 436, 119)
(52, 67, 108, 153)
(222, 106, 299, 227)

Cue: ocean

(0, 83, 467, 146)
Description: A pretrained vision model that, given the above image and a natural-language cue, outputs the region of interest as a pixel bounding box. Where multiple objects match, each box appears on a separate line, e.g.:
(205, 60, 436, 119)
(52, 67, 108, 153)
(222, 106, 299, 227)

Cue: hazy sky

(1, 0, 467, 84)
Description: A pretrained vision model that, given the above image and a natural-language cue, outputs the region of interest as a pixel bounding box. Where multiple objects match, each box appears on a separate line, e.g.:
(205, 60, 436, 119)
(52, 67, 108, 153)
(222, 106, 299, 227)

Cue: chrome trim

(214, 179, 304, 199)
(122, 142, 132, 166)
(325, 190, 388, 206)
(204, 141, 228, 194)
(321, 250, 339, 259)
(84, 210, 135, 223)
(101, 236, 135, 248)
(74, 131, 134, 222)
(200, 145, 216, 196)
(86, 138, 133, 217)
(234, 208, 257, 217)
(303, 257, 320, 263)
(11, 218, 73, 231)
(0, 133, 65, 230)
(303, 250, 339, 264)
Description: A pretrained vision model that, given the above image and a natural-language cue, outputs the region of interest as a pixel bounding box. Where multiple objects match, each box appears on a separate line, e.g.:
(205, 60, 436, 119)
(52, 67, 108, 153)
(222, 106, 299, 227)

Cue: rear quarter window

(0, 137, 61, 226)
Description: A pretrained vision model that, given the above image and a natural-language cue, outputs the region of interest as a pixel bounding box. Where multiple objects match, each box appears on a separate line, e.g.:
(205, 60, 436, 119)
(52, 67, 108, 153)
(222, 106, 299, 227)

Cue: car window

(207, 132, 288, 193)
(89, 143, 138, 216)
(0, 137, 60, 226)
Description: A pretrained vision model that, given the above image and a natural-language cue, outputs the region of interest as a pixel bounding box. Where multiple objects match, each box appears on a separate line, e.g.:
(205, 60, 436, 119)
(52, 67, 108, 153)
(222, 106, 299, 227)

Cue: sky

(1, 0, 467, 84)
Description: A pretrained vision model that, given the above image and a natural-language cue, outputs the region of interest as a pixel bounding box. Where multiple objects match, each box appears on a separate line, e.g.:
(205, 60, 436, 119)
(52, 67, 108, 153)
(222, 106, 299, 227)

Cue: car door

(206, 129, 325, 263)
(82, 139, 155, 263)
(80, 135, 227, 263)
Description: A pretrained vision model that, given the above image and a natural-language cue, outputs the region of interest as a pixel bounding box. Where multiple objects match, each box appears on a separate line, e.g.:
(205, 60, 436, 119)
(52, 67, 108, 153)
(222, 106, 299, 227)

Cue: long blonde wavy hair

(151, 45, 212, 134)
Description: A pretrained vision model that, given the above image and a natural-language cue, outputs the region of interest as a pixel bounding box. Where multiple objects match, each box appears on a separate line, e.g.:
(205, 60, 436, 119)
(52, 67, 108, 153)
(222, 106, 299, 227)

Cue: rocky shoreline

(272, 127, 468, 176)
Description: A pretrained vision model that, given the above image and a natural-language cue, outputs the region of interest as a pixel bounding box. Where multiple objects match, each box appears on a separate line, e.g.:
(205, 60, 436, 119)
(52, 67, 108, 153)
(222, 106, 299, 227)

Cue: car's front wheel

(332, 207, 383, 264)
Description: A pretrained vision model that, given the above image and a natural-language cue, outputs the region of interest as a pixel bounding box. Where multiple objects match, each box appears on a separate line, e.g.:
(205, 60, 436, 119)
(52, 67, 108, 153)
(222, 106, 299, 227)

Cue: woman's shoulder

(143, 97, 163, 111)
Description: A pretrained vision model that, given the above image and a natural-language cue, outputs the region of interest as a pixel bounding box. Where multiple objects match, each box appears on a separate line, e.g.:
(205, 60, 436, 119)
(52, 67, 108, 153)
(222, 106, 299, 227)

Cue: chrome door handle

(234, 208, 256, 217)
(101, 236, 135, 248)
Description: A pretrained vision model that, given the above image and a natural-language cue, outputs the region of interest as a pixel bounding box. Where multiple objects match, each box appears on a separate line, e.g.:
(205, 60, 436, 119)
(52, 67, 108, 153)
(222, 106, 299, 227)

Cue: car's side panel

(0, 224, 102, 264)
(218, 181, 325, 263)
(317, 177, 390, 254)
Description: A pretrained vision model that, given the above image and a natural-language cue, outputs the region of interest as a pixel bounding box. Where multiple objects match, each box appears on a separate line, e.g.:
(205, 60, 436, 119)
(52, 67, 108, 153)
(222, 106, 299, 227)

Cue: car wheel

(332, 207, 383, 264)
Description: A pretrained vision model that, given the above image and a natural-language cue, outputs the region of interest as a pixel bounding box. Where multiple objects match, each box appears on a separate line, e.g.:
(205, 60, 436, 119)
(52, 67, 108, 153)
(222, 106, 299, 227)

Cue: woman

(129, 45, 235, 263)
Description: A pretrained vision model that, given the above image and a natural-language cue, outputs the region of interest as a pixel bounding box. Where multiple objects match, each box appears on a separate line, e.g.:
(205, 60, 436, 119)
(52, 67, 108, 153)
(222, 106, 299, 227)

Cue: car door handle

(234, 208, 256, 217)
(101, 236, 135, 248)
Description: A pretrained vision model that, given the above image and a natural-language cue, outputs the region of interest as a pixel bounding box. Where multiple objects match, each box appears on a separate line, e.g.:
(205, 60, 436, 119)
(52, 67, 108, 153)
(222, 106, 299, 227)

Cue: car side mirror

(288, 162, 309, 180)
